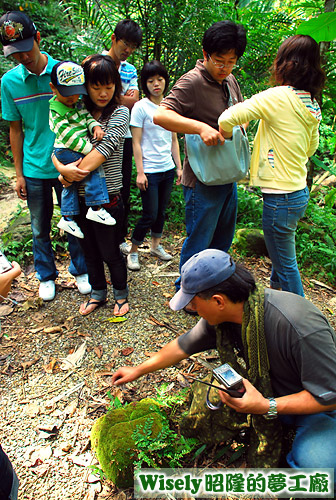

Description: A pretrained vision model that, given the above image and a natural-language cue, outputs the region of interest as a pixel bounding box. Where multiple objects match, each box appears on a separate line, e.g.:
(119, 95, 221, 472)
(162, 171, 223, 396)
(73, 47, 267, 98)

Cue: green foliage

(88, 464, 106, 481)
(1, 234, 34, 264)
(296, 194, 336, 284)
(133, 415, 198, 470)
(296, 12, 336, 42)
(236, 185, 263, 229)
(1, 204, 68, 264)
(106, 392, 127, 410)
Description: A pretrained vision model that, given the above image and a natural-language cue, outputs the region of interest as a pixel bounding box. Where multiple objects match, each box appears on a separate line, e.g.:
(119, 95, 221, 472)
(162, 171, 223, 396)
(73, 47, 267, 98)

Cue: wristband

(62, 175, 72, 184)
(263, 397, 277, 420)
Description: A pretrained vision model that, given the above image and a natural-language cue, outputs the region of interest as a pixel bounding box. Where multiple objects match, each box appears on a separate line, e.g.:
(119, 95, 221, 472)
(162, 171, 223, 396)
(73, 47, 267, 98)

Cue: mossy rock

(91, 398, 166, 488)
(235, 228, 268, 257)
(1, 207, 31, 246)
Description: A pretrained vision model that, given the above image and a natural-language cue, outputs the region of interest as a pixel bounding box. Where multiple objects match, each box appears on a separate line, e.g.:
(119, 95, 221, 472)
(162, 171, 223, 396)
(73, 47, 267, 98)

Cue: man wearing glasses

(106, 19, 142, 254)
(154, 21, 247, 310)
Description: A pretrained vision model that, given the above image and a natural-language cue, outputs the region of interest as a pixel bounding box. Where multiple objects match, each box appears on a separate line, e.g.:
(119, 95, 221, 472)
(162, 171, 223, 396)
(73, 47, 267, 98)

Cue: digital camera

(213, 363, 245, 398)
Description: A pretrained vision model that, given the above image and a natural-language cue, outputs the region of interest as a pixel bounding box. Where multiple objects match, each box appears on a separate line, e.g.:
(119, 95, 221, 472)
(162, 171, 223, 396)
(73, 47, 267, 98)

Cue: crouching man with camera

(112, 249, 336, 484)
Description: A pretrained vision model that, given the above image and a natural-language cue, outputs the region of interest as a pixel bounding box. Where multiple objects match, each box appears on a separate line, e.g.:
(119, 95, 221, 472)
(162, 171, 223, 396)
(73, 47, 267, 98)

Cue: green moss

(91, 398, 166, 488)
(235, 228, 268, 257)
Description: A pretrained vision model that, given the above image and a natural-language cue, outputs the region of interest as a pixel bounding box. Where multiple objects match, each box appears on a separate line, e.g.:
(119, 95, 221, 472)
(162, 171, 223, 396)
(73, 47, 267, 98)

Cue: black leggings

(75, 195, 127, 299)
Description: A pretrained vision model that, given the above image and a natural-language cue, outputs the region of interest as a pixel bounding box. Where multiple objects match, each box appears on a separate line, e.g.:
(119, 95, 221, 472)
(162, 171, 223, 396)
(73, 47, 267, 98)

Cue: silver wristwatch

(263, 397, 278, 420)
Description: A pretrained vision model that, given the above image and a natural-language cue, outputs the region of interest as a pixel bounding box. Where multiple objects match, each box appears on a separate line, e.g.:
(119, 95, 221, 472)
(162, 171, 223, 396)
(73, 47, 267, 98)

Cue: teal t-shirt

(1, 52, 59, 179)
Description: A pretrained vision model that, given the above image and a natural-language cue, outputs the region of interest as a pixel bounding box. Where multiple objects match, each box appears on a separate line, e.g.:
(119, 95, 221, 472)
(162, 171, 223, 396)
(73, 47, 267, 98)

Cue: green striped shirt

(49, 96, 100, 155)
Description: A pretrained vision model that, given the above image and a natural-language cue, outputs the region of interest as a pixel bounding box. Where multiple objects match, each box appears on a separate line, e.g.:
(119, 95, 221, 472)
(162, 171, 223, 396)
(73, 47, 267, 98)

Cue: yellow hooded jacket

(218, 86, 320, 191)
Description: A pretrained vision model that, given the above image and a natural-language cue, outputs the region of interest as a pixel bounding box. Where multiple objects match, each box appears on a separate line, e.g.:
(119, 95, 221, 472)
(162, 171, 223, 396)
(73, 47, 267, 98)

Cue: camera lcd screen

(221, 368, 241, 384)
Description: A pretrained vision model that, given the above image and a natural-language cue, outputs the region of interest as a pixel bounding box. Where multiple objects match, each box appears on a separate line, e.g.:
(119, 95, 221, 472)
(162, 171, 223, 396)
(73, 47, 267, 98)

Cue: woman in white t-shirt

(127, 61, 182, 270)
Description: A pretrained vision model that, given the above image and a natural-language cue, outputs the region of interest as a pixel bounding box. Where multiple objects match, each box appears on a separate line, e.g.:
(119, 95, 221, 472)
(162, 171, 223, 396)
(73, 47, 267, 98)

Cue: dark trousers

(75, 195, 128, 300)
(0, 445, 19, 500)
(131, 169, 175, 245)
(119, 138, 133, 243)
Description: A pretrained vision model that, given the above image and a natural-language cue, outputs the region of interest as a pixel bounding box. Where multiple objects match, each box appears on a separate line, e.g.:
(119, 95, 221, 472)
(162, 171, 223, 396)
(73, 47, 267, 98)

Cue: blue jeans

(131, 169, 175, 245)
(262, 187, 309, 296)
(176, 180, 237, 290)
(25, 176, 87, 282)
(54, 148, 109, 216)
(281, 411, 336, 494)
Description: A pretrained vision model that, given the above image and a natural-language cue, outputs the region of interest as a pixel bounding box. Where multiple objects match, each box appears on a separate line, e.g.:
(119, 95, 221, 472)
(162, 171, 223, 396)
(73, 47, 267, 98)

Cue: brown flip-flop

(79, 298, 108, 316)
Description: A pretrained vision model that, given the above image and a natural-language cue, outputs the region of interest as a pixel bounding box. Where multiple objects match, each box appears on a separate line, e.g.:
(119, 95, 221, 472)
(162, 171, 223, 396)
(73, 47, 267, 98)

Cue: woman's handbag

(185, 87, 250, 186)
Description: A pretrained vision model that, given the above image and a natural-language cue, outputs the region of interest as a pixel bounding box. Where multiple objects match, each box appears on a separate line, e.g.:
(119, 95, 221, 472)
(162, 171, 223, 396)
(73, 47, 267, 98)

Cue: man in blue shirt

(105, 19, 142, 254)
(0, 11, 90, 301)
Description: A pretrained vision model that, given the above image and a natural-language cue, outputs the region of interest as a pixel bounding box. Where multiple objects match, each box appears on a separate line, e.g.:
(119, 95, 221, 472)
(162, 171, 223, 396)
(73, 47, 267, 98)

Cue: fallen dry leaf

(26, 445, 53, 465)
(43, 326, 62, 334)
(21, 357, 40, 371)
(25, 402, 40, 418)
(121, 347, 134, 356)
(94, 345, 103, 358)
(59, 341, 87, 370)
(95, 371, 114, 377)
(146, 319, 158, 326)
(103, 360, 116, 371)
(72, 452, 93, 467)
(162, 292, 172, 298)
(43, 357, 58, 374)
(29, 327, 44, 334)
(63, 399, 77, 417)
(0, 304, 13, 316)
(21, 298, 43, 311)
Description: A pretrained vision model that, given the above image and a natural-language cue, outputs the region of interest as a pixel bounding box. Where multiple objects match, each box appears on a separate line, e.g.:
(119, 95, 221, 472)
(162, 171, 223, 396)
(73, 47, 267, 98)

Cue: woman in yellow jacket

(219, 35, 325, 296)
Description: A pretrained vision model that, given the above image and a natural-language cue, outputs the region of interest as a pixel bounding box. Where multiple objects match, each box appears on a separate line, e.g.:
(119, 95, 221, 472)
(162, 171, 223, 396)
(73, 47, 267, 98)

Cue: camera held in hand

(213, 363, 245, 398)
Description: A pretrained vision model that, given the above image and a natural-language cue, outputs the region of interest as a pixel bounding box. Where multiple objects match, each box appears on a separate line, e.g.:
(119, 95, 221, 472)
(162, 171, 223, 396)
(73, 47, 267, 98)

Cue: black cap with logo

(0, 11, 37, 57)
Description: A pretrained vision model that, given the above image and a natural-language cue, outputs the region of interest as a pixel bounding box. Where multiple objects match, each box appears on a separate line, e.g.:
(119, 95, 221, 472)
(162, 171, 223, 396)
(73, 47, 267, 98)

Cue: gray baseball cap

(170, 249, 236, 311)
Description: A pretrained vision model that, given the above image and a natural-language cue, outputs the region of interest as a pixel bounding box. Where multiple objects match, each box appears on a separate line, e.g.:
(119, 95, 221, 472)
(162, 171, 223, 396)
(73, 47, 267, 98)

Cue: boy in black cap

(49, 60, 115, 237)
(0, 11, 90, 301)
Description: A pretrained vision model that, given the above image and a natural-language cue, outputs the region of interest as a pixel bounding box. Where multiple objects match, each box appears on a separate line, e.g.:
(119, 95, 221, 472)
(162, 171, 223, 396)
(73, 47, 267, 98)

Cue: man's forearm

(9, 123, 24, 177)
(120, 89, 139, 110)
(276, 390, 336, 415)
(135, 339, 189, 377)
(154, 107, 204, 134)
(154, 107, 224, 146)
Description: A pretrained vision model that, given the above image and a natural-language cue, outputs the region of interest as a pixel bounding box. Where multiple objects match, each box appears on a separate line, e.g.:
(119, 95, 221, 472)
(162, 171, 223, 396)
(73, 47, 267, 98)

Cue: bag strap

(223, 81, 234, 108)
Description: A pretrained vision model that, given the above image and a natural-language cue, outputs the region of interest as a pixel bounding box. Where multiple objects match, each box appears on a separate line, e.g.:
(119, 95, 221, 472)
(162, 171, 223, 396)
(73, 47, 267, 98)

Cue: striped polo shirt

(1, 52, 59, 179)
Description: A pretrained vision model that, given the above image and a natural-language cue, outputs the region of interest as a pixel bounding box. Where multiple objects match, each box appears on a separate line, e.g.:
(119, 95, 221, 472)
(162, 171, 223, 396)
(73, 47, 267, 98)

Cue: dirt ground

(1, 178, 335, 500)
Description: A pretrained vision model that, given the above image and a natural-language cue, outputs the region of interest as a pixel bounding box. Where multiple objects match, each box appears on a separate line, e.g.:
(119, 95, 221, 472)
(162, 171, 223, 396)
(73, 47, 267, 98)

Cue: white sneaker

(127, 252, 140, 271)
(86, 207, 116, 225)
(39, 280, 55, 301)
(75, 274, 92, 294)
(120, 241, 131, 255)
(57, 217, 84, 239)
(150, 245, 173, 261)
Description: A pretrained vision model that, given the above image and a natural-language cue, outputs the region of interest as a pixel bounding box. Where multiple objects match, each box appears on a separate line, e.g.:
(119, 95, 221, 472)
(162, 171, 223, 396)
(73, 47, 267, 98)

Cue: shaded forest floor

(0, 174, 335, 500)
